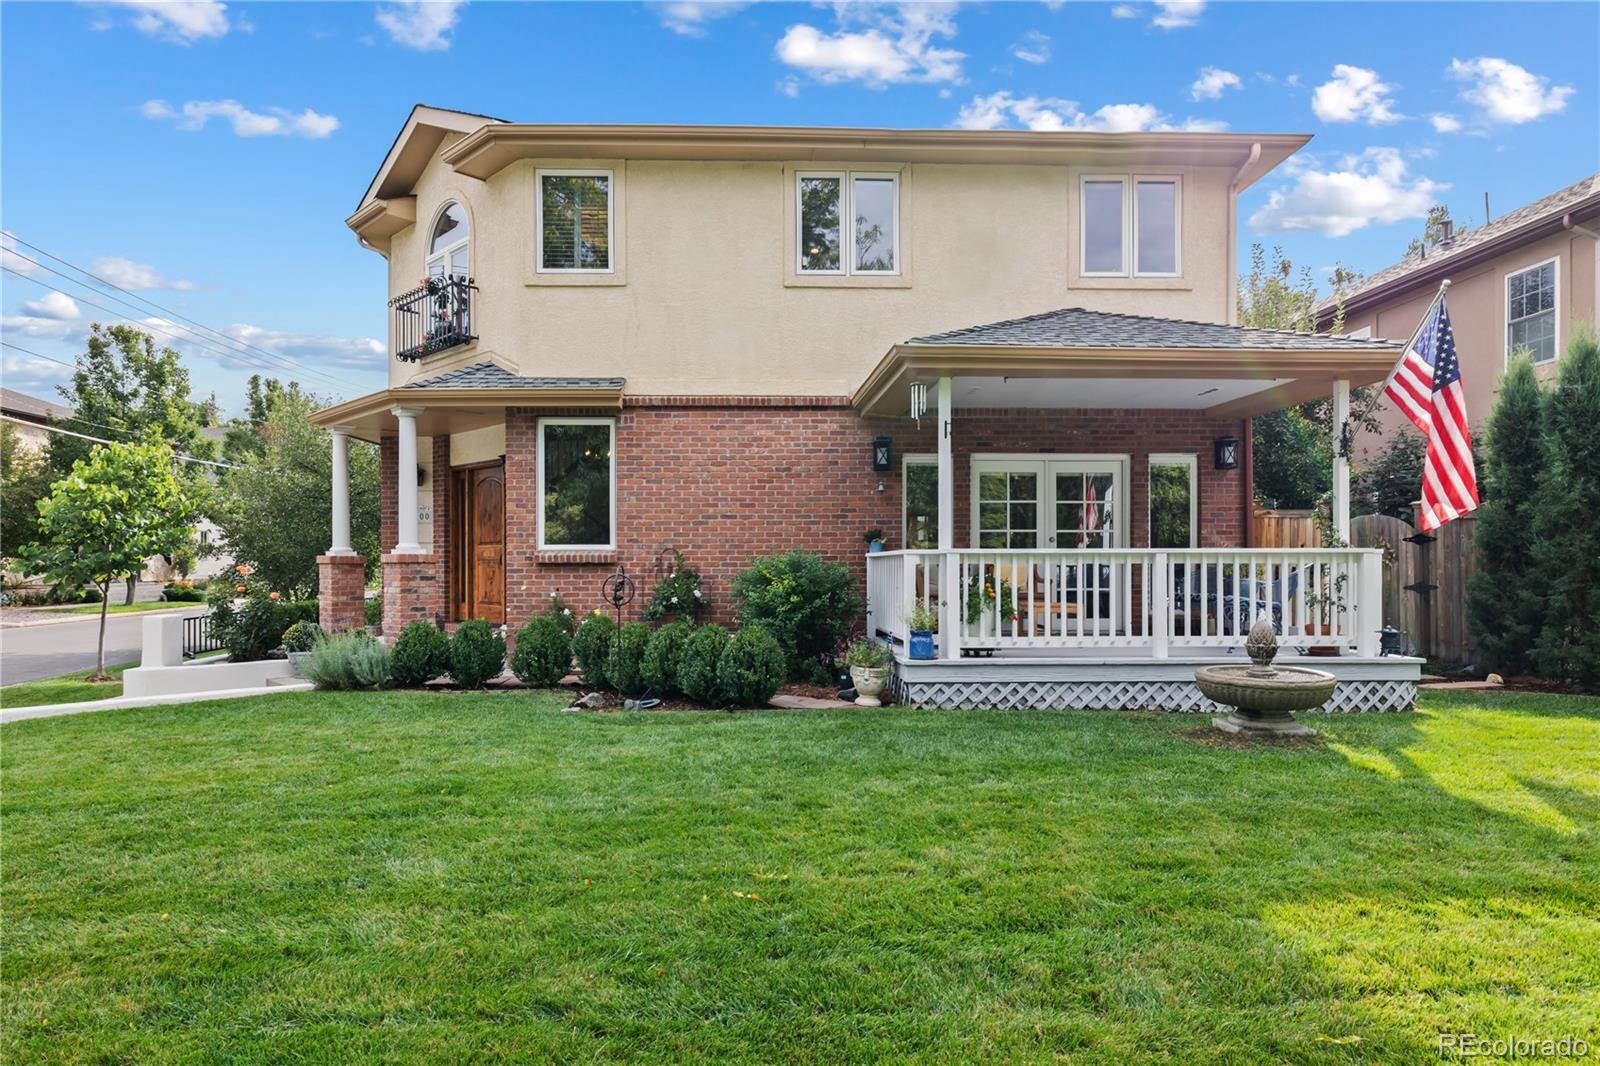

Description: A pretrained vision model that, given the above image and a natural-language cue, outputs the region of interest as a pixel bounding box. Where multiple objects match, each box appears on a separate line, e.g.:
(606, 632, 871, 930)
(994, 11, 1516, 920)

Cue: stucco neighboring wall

(1345, 227, 1598, 454)
(387, 145, 1239, 397)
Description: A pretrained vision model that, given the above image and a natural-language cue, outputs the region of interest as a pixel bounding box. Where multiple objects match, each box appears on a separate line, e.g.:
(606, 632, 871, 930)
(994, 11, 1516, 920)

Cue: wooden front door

(451, 462, 505, 623)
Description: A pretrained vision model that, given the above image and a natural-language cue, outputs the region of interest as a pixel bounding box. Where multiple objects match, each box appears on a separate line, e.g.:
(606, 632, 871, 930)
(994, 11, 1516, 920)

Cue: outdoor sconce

(417, 465, 427, 487)
(872, 436, 892, 472)
(1214, 437, 1240, 470)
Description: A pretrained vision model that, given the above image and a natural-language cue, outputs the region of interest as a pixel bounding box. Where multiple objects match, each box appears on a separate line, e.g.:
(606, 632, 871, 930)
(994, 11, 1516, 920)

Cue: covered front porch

(850, 307, 1422, 711)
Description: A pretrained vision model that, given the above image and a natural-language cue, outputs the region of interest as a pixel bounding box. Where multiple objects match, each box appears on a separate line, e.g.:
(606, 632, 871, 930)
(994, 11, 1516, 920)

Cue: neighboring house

(0, 388, 234, 582)
(1317, 173, 1600, 453)
(312, 105, 1417, 710)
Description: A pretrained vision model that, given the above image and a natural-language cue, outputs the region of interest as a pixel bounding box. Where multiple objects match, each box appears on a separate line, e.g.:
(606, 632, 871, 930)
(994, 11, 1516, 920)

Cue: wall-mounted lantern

(1214, 437, 1240, 470)
(872, 436, 892, 472)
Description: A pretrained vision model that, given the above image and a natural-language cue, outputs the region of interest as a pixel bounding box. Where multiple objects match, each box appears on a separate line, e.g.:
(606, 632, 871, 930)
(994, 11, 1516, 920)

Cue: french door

(971, 456, 1128, 634)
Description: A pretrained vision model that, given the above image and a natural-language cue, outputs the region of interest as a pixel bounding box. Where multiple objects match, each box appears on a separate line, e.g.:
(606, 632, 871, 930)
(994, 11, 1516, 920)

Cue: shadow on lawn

(1, 692, 1597, 1063)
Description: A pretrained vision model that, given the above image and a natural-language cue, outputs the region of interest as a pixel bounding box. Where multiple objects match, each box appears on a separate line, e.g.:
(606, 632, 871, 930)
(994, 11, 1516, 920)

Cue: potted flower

(843, 639, 892, 706)
(281, 620, 326, 677)
(863, 528, 886, 554)
(906, 601, 938, 660)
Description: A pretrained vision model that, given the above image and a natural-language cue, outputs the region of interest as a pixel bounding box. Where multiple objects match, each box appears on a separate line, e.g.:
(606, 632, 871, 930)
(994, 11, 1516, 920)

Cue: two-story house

(312, 105, 1417, 712)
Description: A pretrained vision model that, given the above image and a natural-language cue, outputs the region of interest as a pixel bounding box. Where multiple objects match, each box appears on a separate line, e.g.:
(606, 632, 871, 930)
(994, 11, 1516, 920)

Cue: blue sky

(2, 1, 1595, 415)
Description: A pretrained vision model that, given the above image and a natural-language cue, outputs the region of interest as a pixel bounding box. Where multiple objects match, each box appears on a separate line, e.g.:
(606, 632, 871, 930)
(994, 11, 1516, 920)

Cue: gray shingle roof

(0, 387, 75, 423)
(1319, 171, 1600, 312)
(908, 307, 1399, 350)
(402, 362, 625, 390)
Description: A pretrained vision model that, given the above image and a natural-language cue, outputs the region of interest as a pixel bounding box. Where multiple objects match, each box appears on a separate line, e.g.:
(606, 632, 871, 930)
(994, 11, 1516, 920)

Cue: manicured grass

(0, 661, 134, 707)
(56, 600, 202, 615)
(3, 691, 1597, 1063)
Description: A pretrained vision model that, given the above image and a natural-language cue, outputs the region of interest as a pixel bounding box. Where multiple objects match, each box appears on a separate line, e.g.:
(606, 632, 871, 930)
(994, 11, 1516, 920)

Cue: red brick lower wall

(487, 403, 1246, 629)
(317, 553, 368, 633)
(382, 552, 446, 632)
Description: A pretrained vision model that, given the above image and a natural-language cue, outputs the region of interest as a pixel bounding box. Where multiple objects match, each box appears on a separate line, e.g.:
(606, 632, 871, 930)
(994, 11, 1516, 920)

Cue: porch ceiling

(950, 375, 1293, 410)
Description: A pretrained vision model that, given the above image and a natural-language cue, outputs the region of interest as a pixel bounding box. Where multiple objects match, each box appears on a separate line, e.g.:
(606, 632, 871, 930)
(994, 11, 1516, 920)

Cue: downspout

(1226, 143, 1261, 327)
(1564, 213, 1600, 328)
(1241, 417, 1254, 548)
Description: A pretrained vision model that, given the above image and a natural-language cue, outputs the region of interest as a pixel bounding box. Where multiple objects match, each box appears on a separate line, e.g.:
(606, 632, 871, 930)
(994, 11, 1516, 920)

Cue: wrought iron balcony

(391, 275, 476, 362)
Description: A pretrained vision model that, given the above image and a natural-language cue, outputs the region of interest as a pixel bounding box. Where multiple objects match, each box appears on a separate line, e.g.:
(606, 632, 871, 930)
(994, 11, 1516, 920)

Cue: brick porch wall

(317, 553, 368, 633)
(375, 435, 453, 635)
(485, 402, 1246, 629)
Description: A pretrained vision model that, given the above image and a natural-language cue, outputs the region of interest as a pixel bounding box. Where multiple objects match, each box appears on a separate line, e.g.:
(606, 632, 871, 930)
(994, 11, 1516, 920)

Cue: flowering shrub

(642, 552, 704, 623)
(208, 565, 317, 661)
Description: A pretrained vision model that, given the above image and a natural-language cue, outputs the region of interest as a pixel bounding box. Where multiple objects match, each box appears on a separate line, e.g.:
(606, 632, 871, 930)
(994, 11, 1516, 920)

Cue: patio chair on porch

(1174, 563, 1292, 637)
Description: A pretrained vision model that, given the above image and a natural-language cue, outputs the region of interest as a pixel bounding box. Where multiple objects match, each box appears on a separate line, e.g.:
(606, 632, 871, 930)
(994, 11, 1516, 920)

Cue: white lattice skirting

(894, 676, 1416, 713)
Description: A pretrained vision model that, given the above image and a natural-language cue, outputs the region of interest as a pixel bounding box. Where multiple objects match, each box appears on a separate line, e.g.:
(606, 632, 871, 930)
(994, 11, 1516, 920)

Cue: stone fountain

(1195, 617, 1337, 736)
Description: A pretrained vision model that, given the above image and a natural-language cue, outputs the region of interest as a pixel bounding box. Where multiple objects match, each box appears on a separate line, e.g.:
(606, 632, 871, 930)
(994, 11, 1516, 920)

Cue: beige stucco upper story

(349, 108, 1309, 398)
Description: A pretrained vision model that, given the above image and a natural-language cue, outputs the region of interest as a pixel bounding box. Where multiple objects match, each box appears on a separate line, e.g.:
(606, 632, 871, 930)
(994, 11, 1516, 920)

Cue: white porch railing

(865, 548, 1385, 658)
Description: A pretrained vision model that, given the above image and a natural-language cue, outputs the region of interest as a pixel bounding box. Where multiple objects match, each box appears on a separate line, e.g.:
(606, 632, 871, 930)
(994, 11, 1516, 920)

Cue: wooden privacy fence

(1350, 508, 1479, 664)
(1252, 509, 1320, 548)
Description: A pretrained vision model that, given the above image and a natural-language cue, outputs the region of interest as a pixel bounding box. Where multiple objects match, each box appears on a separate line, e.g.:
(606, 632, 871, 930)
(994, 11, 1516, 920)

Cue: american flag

(1388, 296, 1479, 531)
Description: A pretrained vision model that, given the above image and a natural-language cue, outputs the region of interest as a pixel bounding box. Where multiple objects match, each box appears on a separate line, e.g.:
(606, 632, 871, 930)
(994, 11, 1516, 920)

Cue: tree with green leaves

(1237, 245, 1369, 509)
(1531, 329, 1600, 691)
(222, 375, 307, 463)
(1, 424, 54, 562)
(210, 388, 380, 596)
(18, 439, 197, 679)
(1465, 356, 1546, 675)
(1353, 430, 1427, 521)
(1404, 204, 1472, 261)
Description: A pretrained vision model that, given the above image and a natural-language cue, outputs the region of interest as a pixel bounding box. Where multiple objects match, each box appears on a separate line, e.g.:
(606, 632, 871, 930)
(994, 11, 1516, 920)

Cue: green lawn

(0, 661, 134, 707)
(3, 691, 1597, 1063)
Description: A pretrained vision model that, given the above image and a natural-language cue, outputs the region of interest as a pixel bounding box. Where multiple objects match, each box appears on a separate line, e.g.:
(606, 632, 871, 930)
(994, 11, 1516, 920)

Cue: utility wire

(0, 414, 235, 469)
(3, 267, 353, 389)
(3, 235, 364, 392)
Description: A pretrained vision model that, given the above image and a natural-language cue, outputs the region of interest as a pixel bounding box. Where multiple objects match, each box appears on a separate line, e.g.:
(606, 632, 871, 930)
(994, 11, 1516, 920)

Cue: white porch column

(1331, 378, 1351, 543)
(936, 376, 961, 660)
(392, 406, 425, 554)
(327, 427, 354, 555)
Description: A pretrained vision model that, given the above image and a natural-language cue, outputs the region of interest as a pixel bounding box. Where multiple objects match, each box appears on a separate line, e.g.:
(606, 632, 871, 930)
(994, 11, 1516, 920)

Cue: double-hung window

(797, 171, 899, 275)
(1506, 258, 1557, 364)
(538, 418, 615, 549)
(1080, 175, 1181, 278)
(1148, 454, 1197, 549)
(537, 170, 613, 273)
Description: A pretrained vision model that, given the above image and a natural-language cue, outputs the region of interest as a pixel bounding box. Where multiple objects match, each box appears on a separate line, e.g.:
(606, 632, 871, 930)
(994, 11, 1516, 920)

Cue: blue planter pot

(908, 630, 935, 660)
(867, 541, 885, 553)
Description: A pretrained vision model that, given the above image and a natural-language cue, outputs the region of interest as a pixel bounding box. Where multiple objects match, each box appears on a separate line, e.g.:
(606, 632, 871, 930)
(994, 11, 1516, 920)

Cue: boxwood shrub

(640, 621, 692, 697)
(572, 612, 617, 689)
(608, 621, 652, 696)
(390, 621, 451, 687)
(717, 625, 786, 707)
(449, 619, 506, 689)
(731, 550, 863, 682)
(511, 615, 573, 687)
(677, 623, 729, 707)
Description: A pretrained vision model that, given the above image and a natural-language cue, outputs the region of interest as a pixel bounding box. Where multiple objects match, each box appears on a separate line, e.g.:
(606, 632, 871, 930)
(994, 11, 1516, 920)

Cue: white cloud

(1429, 113, 1463, 134)
(1449, 56, 1573, 125)
(143, 99, 340, 139)
(1, 233, 40, 279)
(1110, 4, 1138, 17)
(21, 292, 81, 320)
(92, 256, 195, 291)
(1311, 64, 1402, 125)
(218, 324, 385, 371)
(0, 310, 83, 341)
(1151, 1, 1204, 29)
(0, 352, 71, 396)
(777, 76, 800, 98)
(775, 4, 964, 87)
(1190, 66, 1240, 101)
(953, 91, 1226, 132)
(1011, 29, 1051, 64)
(653, 1, 747, 36)
(1248, 147, 1446, 237)
(375, 0, 465, 52)
(93, 0, 230, 43)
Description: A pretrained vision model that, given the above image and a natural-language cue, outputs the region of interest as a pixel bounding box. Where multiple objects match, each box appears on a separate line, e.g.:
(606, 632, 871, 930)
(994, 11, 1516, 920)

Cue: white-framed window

(427, 201, 470, 279)
(537, 417, 615, 549)
(536, 169, 614, 273)
(796, 170, 900, 275)
(1148, 453, 1197, 549)
(1506, 257, 1558, 364)
(1080, 174, 1181, 278)
(902, 454, 938, 550)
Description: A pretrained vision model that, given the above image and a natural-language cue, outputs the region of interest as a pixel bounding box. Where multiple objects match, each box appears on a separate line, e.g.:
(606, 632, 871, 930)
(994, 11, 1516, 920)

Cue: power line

(0, 414, 235, 469)
(3, 234, 367, 392)
(3, 267, 355, 389)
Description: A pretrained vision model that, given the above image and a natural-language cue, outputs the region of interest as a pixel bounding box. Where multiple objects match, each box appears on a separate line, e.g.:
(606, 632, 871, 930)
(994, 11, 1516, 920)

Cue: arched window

(428, 201, 470, 280)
